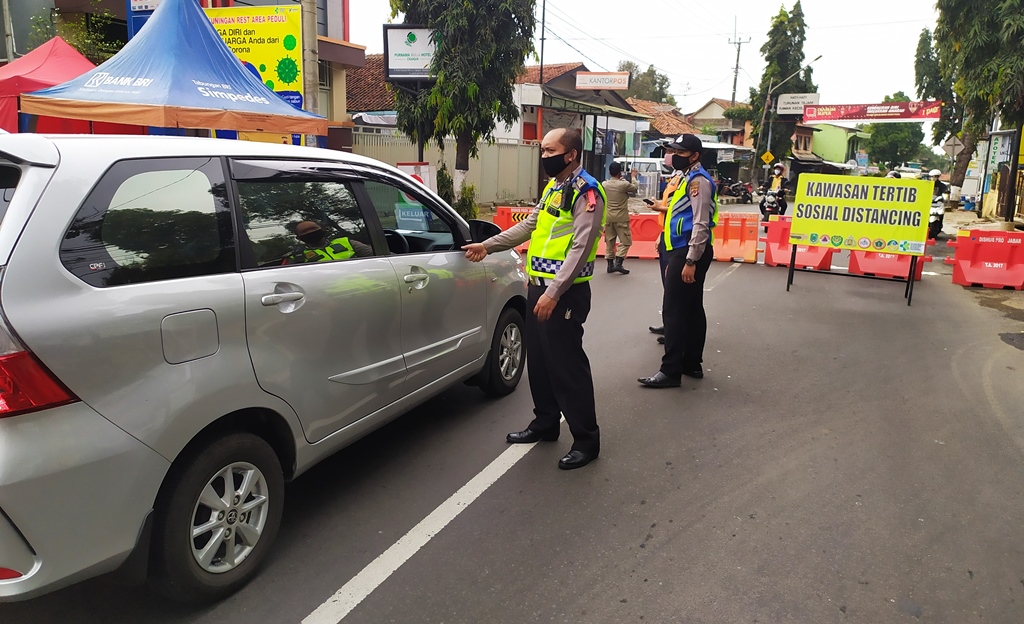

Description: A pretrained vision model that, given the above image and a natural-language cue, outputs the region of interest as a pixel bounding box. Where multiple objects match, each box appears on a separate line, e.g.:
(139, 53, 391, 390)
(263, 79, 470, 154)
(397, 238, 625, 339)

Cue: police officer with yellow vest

(286, 220, 373, 264)
(463, 128, 606, 470)
(639, 134, 717, 388)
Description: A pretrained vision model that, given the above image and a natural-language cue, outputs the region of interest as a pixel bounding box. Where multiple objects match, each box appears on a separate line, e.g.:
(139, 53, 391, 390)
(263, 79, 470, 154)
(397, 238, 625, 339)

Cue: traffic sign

(761, 151, 775, 165)
(943, 136, 964, 158)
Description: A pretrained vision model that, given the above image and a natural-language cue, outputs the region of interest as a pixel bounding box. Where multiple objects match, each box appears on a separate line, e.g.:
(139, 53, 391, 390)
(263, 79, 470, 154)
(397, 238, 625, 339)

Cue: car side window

(362, 179, 458, 255)
(60, 157, 234, 288)
(235, 174, 377, 268)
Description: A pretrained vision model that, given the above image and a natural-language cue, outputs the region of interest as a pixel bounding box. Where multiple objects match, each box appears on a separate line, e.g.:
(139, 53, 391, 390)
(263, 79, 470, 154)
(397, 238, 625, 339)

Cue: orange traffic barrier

(848, 250, 932, 281)
(759, 216, 836, 271)
(494, 206, 533, 231)
(946, 229, 1024, 290)
(712, 212, 759, 263)
(630, 212, 663, 242)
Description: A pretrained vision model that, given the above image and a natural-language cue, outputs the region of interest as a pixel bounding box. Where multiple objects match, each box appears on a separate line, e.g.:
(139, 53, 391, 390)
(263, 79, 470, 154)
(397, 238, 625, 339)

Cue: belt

(528, 276, 549, 287)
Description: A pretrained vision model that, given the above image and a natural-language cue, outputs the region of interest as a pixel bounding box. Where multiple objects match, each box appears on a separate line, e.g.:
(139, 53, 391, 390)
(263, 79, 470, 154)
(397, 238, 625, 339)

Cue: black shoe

(681, 368, 704, 379)
(638, 371, 681, 388)
(506, 428, 559, 444)
(614, 258, 630, 275)
(558, 450, 598, 470)
(657, 336, 665, 344)
(606, 259, 615, 273)
(649, 325, 665, 335)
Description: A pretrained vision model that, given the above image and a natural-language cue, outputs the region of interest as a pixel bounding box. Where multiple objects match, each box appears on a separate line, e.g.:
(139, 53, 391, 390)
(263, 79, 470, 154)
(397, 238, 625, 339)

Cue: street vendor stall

(0, 37, 141, 135)
(20, 0, 326, 135)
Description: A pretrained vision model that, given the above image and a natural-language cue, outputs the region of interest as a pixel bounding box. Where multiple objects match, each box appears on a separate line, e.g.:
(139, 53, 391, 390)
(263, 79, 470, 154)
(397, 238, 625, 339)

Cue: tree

(749, 2, 817, 172)
(864, 92, 926, 169)
(915, 144, 949, 173)
(28, 2, 125, 64)
(389, 0, 536, 195)
(936, 0, 1024, 219)
(914, 28, 974, 188)
(617, 61, 676, 106)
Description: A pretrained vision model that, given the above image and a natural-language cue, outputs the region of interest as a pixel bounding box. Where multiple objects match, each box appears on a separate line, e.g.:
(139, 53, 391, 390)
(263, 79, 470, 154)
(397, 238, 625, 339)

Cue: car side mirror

(468, 219, 501, 243)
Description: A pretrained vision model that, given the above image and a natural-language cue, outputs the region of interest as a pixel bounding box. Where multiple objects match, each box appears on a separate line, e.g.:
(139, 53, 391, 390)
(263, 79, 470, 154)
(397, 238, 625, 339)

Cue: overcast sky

(351, 0, 939, 113)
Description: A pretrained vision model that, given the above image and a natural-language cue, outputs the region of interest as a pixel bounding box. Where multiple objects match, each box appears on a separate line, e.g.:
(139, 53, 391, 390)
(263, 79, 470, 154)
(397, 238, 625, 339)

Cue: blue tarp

(20, 0, 326, 134)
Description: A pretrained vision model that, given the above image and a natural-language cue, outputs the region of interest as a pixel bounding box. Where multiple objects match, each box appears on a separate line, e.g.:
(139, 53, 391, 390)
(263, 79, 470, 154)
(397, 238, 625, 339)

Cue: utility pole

(728, 18, 749, 107)
(538, 0, 546, 84)
(300, 0, 320, 146)
(1, 0, 16, 63)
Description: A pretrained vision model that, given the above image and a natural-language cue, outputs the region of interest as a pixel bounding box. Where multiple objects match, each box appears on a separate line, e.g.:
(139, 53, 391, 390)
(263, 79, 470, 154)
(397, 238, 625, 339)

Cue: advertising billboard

(205, 5, 304, 109)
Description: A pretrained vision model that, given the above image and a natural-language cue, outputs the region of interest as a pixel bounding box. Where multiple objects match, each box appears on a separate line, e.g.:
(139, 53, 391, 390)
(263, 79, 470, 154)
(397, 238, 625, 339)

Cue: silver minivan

(0, 134, 527, 603)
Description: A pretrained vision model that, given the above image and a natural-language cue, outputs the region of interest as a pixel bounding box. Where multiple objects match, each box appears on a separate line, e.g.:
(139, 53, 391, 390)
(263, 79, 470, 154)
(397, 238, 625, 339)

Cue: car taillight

(0, 315, 77, 418)
(0, 567, 23, 580)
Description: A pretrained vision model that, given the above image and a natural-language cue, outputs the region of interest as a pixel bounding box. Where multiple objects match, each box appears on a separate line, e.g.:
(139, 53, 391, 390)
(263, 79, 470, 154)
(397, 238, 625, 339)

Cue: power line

(544, 27, 609, 71)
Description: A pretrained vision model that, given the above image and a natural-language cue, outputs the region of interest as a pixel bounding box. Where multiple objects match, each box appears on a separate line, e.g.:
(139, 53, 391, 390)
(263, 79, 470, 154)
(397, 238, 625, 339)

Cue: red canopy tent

(0, 37, 141, 134)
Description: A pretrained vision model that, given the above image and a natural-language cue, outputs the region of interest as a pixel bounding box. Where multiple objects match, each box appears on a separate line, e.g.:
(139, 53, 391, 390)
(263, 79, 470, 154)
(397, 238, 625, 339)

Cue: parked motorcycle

(730, 181, 753, 204)
(928, 193, 948, 240)
(717, 176, 737, 196)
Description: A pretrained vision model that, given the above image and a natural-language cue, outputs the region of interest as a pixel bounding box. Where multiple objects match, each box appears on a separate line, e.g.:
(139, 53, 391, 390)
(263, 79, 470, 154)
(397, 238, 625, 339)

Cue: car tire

(479, 307, 526, 397)
(149, 433, 284, 605)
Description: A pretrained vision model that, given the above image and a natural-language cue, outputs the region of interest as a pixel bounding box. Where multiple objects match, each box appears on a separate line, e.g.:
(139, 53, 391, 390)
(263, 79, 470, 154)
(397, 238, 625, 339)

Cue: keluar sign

(205, 6, 303, 109)
(790, 174, 932, 255)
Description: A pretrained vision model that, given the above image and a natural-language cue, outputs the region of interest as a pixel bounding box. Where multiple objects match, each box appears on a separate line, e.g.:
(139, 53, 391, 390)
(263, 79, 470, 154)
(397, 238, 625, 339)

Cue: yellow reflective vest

(527, 171, 607, 282)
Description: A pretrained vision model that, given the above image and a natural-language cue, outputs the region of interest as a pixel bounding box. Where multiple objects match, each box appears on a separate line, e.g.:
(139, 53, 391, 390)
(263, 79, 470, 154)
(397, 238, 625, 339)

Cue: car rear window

(60, 157, 236, 288)
(0, 165, 21, 224)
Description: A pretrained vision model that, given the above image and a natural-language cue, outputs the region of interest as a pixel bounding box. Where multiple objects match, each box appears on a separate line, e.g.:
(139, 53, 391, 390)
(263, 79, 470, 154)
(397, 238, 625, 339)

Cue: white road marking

(301, 438, 543, 623)
(705, 263, 741, 291)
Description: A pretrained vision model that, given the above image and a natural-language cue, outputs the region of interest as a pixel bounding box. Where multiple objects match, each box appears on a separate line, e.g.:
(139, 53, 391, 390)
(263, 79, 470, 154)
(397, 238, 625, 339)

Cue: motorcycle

(928, 193, 948, 240)
(717, 176, 737, 196)
(730, 181, 753, 204)
(760, 188, 782, 231)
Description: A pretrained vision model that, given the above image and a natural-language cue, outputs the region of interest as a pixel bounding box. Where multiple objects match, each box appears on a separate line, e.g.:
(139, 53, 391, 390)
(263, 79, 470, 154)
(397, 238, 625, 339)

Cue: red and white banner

(803, 101, 942, 123)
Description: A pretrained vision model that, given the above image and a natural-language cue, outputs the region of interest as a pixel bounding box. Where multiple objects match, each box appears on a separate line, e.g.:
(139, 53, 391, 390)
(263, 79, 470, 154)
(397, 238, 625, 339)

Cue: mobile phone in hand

(643, 198, 655, 206)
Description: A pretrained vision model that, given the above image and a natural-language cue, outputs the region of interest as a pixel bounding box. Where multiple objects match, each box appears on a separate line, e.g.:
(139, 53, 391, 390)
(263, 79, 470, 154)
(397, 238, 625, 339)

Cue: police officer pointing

(463, 128, 606, 470)
(639, 134, 717, 388)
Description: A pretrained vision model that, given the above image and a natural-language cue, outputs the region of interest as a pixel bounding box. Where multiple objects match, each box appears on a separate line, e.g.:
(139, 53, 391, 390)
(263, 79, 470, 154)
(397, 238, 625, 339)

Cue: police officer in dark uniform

(638, 134, 717, 388)
(463, 128, 606, 470)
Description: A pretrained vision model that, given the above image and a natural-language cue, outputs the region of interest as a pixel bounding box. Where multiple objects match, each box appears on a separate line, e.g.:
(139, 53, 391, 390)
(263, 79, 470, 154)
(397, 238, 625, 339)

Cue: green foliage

(28, 4, 125, 64)
(936, 0, 1024, 130)
(914, 28, 962, 146)
(749, 2, 817, 167)
(864, 92, 926, 169)
(915, 144, 949, 173)
(723, 106, 756, 123)
(453, 182, 478, 220)
(699, 124, 718, 136)
(617, 61, 677, 106)
(436, 162, 455, 205)
(389, 0, 536, 173)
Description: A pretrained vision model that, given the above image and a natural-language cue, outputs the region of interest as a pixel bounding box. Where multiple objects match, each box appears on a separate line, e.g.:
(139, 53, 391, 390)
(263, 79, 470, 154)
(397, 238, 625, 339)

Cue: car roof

(3, 134, 402, 175)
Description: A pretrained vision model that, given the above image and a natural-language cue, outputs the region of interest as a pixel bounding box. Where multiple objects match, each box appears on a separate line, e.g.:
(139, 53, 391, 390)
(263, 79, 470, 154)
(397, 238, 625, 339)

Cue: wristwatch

(685, 258, 696, 267)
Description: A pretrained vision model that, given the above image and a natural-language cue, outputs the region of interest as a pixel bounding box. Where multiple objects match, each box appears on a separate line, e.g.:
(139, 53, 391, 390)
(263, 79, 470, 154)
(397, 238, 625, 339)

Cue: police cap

(665, 134, 703, 154)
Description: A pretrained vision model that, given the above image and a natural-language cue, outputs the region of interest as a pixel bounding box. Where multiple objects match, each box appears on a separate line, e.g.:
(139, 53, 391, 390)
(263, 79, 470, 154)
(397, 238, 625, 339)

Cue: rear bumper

(0, 403, 169, 602)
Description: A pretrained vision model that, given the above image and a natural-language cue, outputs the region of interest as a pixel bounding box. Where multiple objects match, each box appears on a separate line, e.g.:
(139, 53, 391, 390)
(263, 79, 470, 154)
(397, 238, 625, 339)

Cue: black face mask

(672, 154, 692, 171)
(299, 232, 326, 246)
(542, 152, 571, 177)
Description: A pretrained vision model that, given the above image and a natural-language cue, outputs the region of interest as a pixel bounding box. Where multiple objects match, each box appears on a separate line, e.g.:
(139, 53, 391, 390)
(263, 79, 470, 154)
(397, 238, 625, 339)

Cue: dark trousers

(657, 238, 669, 286)
(525, 282, 599, 454)
(661, 245, 714, 378)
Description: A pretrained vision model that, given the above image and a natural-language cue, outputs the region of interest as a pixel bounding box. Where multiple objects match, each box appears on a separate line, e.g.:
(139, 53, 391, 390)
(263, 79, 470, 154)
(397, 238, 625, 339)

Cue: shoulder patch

(690, 184, 700, 197)
(573, 176, 588, 192)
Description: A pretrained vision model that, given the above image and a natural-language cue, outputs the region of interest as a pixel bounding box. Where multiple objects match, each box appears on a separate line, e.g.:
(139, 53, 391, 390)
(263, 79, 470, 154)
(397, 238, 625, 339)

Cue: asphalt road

(3, 251, 1024, 624)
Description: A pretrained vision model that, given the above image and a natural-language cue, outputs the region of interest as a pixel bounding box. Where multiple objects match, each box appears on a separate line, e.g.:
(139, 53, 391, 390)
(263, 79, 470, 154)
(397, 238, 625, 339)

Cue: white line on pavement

(301, 440, 540, 624)
(705, 263, 741, 291)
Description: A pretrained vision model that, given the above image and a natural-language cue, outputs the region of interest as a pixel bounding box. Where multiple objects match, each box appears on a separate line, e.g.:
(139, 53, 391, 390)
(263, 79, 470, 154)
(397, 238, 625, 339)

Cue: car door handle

(403, 273, 429, 283)
(261, 292, 305, 306)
